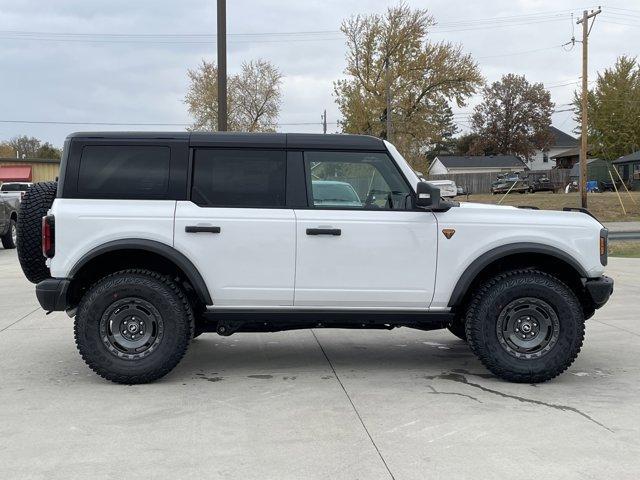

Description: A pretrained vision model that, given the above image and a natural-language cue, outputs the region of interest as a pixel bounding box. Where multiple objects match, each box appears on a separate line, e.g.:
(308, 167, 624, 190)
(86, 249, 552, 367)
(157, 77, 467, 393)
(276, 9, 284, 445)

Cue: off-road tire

(465, 270, 585, 383)
(447, 318, 467, 341)
(74, 269, 194, 384)
(1, 219, 17, 249)
(17, 181, 58, 283)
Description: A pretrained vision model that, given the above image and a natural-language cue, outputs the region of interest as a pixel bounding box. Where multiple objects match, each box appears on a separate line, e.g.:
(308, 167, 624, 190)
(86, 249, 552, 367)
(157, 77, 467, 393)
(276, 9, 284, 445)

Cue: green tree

(334, 3, 483, 167)
(470, 74, 554, 161)
(574, 55, 640, 161)
(185, 59, 283, 132)
(35, 142, 62, 159)
(453, 133, 480, 155)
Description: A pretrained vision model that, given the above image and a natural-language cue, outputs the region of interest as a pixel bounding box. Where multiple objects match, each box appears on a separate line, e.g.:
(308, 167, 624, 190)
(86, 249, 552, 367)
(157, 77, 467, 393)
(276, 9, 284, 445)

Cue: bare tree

(185, 59, 283, 132)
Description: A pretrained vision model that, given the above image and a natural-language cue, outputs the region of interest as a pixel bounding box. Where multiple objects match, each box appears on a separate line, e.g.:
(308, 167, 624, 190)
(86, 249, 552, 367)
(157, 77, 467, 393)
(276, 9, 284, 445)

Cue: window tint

(305, 151, 411, 210)
(77, 146, 170, 198)
(192, 149, 286, 207)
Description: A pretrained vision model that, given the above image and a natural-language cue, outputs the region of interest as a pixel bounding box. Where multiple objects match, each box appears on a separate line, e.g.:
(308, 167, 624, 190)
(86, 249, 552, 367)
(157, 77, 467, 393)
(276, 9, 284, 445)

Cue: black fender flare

(69, 239, 213, 305)
(447, 242, 588, 307)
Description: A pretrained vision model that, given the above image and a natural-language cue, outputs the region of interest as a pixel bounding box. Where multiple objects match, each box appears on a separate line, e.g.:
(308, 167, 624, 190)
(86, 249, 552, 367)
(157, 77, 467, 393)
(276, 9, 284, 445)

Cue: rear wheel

(465, 270, 584, 383)
(17, 181, 57, 283)
(1, 219, 17, 249)
(74, 269, 193, 384)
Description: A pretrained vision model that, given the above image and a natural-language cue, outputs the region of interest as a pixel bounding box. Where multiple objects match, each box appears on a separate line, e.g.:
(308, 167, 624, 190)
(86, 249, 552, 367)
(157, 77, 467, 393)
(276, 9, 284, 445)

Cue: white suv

(17, 132, 613, 384)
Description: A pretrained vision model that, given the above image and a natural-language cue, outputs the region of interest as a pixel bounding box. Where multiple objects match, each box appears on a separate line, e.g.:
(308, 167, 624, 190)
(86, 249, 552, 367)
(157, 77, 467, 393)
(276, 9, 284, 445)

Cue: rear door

(174, 148, 296, 307)
(294, 150, 438, 309)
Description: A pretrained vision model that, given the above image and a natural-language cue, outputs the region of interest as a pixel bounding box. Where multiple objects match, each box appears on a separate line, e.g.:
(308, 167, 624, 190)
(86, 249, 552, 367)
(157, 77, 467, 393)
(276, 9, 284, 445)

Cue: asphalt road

(0, 249, 639, 479)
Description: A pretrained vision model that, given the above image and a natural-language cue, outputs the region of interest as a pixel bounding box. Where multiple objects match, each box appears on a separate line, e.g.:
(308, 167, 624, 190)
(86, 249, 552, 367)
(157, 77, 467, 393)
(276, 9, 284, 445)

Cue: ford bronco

(17, 132, 613, 384)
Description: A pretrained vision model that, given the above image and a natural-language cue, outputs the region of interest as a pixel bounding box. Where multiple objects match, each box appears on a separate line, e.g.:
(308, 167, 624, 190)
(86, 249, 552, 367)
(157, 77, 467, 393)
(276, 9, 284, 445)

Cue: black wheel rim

(99, 297, 164, 360)
(496, 297, 560, 359)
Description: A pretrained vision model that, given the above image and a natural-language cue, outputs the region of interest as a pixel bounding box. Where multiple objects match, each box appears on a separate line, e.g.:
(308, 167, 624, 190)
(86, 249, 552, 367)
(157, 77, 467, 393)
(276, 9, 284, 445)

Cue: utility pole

(577, 7, 601, 209)
(321, 109, 327, 134)
(217, 0, 227, 131)
(385, 58, 392, 143)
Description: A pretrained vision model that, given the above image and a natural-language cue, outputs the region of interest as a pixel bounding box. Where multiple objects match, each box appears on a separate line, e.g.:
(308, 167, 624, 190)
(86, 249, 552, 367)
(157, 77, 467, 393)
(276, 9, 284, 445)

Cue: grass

(462, 191, 640, 223)
(609, 241, 640, 258)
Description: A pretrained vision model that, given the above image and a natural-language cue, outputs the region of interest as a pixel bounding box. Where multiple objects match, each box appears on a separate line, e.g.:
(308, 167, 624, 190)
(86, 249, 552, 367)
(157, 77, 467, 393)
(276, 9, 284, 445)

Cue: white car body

(48, 137, 605, 312)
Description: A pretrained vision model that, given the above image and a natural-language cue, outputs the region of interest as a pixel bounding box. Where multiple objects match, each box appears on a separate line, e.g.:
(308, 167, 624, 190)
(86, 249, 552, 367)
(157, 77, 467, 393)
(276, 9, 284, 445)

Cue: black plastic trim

(201, 308, 454, 333)
(69, 239, 213, 305)
(447, 243, 589, 307)
(36, 278, 71, 311)
(584, 275, 614, 309)
(286, 151, 308, 208)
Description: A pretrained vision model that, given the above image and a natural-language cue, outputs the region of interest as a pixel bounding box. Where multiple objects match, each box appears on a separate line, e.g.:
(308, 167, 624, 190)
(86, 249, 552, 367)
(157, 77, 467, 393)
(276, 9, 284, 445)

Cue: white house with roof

(428, 154, 528, 175)
(528, 126, 579, 170)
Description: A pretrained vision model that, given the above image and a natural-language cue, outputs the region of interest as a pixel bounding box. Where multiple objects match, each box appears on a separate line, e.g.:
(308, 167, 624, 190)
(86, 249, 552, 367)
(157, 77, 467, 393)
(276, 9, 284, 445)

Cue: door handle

(185, 226, 221, 233)
(306, 228, 341, 236)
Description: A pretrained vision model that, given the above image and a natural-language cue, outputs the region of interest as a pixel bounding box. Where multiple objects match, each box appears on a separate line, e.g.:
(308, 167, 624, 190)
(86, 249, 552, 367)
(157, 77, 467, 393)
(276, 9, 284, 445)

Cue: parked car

(311, 180, 362, 207)
(491, 177, 529, 194)
(426, 179, 457, 198)
(0, 192, 19, 249)
(0, 182, 33, 202)
(530, 177, 556, 193)
(456, 185, 467, 196)
(18, 132, 612, 385)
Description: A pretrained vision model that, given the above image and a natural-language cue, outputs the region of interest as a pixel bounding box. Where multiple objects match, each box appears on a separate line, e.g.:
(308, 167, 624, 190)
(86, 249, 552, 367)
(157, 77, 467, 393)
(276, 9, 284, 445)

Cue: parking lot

(0, 248, 638, 480)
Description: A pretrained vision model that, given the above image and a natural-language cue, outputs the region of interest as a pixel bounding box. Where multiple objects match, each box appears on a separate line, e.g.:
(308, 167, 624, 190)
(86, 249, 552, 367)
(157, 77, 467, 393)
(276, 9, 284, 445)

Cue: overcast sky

(1, 0, 640, 147)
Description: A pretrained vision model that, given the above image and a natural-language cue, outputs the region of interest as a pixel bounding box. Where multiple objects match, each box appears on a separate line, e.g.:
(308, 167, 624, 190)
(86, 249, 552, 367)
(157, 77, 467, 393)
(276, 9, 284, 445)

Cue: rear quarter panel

(48, 199, 176, 278)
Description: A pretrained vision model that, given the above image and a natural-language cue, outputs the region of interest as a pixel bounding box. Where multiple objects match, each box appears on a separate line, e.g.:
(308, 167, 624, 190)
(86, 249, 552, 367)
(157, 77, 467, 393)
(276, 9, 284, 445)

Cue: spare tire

(17, 181, 58, 284)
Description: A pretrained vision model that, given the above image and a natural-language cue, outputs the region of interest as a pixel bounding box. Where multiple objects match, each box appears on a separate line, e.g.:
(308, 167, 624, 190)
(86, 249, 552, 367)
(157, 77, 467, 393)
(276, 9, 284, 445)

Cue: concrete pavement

(0, 249, 639, 479)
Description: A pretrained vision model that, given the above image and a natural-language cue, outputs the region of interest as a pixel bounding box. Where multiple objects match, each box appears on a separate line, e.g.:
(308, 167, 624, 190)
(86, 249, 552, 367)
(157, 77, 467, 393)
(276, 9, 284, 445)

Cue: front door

(174, 148, 296, 307)
(294, 150, 438, 309)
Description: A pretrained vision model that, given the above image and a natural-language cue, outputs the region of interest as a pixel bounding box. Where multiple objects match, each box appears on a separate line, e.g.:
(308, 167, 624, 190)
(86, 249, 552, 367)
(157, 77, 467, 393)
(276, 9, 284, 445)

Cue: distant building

(568, 158, 611, 184)
(0, 157, 60, 183)
(529, 126, 579, 170)
(429, 155, 528, 175)
(613, 150, 640, 189)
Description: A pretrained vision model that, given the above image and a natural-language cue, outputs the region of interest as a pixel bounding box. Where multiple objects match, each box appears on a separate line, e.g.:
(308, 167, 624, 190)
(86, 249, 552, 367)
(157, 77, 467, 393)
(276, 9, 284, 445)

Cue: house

(613, 150, 640, 189)
(428, 155, 528, 175)
(528, 126, 579, 170)
(0, 157, 60, 183)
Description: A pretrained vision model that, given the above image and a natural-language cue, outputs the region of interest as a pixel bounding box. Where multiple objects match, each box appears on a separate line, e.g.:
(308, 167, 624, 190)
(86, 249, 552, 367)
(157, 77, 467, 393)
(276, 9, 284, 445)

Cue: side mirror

(415, 181, 441, 209)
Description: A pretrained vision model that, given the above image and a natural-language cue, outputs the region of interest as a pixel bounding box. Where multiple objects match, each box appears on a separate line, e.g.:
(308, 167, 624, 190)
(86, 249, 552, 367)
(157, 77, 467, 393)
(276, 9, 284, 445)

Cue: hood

(456, 201, 603, 229)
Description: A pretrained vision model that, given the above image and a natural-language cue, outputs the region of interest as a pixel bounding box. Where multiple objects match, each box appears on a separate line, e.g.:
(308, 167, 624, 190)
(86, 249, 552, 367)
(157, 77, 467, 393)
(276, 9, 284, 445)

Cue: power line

(0, 119, 340, 127)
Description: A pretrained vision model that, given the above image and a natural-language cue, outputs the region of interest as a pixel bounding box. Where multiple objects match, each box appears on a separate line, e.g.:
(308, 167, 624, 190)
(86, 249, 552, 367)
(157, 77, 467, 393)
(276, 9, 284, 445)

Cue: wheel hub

(496, 297, 560, 359)
(99, 298, 164, 360)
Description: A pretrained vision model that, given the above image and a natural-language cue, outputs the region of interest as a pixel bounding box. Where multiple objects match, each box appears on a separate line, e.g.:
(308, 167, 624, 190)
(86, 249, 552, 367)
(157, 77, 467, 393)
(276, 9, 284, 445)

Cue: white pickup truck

(17, 132, 613, 385)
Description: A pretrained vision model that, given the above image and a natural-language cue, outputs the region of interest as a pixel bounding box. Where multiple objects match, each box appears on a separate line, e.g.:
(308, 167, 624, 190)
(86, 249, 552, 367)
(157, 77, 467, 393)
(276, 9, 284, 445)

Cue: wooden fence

(427, 169, 572, 194)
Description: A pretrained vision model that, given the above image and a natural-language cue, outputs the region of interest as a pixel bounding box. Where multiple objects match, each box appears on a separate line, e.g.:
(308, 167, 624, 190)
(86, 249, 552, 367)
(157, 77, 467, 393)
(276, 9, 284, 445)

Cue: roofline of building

(0, 157, 61, 164)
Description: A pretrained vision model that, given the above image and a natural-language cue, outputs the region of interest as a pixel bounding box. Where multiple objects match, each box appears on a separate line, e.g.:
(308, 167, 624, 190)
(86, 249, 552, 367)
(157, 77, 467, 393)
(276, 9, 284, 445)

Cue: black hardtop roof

(67, 131, 386, 151)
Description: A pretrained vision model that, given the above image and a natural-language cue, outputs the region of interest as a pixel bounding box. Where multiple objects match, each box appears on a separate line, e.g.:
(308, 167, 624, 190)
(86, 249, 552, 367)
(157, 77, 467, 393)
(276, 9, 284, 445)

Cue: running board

(198, 309, 454, 336)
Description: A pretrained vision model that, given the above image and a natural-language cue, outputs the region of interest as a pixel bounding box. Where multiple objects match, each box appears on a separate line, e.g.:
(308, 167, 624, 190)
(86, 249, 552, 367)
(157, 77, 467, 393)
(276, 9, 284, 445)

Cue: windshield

(0, 183, 29, 192)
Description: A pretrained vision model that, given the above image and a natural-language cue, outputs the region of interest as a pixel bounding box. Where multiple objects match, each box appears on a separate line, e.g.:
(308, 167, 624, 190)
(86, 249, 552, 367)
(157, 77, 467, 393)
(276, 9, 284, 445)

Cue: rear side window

(77, 146, 170, 198)
(191, 149, 286, 207)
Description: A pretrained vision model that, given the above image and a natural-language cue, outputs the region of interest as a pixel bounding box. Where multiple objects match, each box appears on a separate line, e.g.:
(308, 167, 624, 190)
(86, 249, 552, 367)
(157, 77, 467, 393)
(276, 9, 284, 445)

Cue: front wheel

(74, 269, 194, 384)
(465, 270, 584, 383)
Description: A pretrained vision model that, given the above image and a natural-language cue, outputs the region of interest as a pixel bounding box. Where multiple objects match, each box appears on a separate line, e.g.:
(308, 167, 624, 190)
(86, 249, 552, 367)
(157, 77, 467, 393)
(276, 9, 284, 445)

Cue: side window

(304, 151, 412, 210)
(77, 145, 170, 198)
(191, 149, 286, 207)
